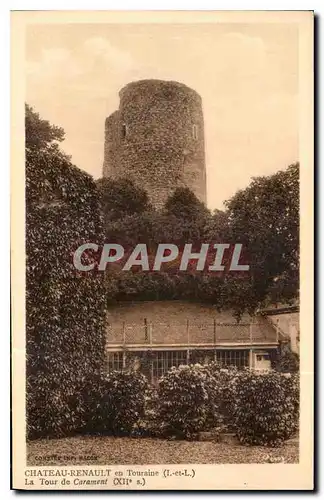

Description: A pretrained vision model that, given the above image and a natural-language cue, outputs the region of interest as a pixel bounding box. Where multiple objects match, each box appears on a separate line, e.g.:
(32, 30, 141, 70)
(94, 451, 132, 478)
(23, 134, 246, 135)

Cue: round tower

(103, 79, 206, 208)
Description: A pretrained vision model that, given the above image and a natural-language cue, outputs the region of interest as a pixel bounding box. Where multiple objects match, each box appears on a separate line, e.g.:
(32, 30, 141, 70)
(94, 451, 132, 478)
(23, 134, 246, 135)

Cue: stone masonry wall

(103, 79, 207, 208)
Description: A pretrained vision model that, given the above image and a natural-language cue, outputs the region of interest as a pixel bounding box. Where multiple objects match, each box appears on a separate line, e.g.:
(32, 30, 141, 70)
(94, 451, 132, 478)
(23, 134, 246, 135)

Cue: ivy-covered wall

(26, 147, 107, 438)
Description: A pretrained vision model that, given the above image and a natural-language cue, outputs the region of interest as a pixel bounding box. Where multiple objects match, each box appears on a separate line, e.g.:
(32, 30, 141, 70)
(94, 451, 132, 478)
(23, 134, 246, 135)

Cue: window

(192, 124, 198, 140)
(121, 124, 127, 139)
(152, 350, 188, 380)
(167, 350, 188, 370)
(216, 350, 249, 368)
(107, 352, 124, 372)
(257, 353, 270, 361)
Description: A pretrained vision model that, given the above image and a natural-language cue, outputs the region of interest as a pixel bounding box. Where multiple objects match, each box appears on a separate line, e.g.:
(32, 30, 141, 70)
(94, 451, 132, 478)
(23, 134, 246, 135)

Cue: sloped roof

(260, 301, 299, 315)
(106, 301, 280, 346)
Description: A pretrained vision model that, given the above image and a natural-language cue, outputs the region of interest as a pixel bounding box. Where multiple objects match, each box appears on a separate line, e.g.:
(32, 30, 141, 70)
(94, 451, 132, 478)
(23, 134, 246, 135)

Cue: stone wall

(103, 79, 207, 208)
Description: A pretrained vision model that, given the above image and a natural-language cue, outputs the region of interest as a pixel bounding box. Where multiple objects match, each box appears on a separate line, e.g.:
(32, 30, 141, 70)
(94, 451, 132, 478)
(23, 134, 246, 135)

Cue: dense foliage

(26, 106, 106, 439)
(81, 370, 149, 435)
(123, 363, 299, 444)
(35, 360, 298, 444)
(25, 103, 300, 442)
(25, 103, 65, 151)
(224, 163, 299, 305)
(100, 164, 299, 316)
(203, 363, 241, 430)
(104, 371, 149, 434)
(96, 176, 150, 221)
(156, 365, 209, 438)
(274, 344, 300, 373)
(233, 370, 299, 446)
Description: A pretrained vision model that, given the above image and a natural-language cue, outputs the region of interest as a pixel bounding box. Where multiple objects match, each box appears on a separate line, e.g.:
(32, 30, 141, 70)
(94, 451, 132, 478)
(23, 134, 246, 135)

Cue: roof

(261, 305, 299, 315)
(106, 301, 282, 347)
(260, 301, 299, 315)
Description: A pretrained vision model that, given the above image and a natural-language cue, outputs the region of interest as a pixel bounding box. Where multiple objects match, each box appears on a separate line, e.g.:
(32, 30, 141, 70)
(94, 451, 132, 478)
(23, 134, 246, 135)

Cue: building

(103, 79, 207, 209)
(105, 301, 289, 383)
(260, 303, 300, 354)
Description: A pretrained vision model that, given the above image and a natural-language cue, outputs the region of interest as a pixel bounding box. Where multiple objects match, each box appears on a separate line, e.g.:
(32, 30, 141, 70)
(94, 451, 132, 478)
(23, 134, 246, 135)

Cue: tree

(224, 163, 299, 305)
(25, 104, 65, 151)
(98, 164, 299, 316)
(163, 187, 211, 243)
(26, 106, 107, 438)
(204, 209, 230, 242)
(96, 177, 150, 221)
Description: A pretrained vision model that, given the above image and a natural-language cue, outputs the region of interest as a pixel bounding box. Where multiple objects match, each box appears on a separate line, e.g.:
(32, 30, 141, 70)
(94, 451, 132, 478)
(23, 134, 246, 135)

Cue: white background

(2, 1, 321, 498)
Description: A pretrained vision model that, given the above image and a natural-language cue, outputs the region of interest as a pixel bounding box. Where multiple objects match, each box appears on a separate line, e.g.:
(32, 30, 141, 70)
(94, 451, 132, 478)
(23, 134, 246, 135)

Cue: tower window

(121, 124, 127, 139)
(192, 124, 198, 140)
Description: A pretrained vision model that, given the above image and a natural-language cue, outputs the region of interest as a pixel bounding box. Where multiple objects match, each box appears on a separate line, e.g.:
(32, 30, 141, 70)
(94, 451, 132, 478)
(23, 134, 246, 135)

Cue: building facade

(105, 301, 287, 383)
(103, 79, 207, 209)
(261, 304, 300, 354)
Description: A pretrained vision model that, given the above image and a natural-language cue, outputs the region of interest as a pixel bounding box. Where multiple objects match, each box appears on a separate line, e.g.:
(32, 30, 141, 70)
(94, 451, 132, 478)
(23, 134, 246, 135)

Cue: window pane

(107, 352, 123, 372)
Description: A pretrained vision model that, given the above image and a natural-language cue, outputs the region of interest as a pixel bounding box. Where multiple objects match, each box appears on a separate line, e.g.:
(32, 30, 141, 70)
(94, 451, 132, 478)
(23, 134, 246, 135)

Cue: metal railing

(106, 318, 279, 347)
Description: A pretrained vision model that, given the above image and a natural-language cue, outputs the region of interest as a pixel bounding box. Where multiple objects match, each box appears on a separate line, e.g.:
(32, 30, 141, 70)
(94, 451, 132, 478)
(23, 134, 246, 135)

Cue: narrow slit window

(192, 124, 198, 140)
(121, 124, 127, 139)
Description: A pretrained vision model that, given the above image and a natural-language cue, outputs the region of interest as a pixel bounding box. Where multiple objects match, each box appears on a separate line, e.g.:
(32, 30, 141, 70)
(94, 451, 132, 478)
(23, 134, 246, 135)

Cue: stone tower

(103, 79, 207, 209)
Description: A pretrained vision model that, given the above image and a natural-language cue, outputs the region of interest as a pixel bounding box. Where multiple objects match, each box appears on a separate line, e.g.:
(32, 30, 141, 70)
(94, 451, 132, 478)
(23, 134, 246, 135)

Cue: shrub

(156, 364, 209, 438)
(132, 386, 160, 437)
(106, 371, 149, 434)
(203, 362, 241, 430)
(233, 370, 299, 446)
(73, 374, 110, 435)
(275, 344, 299, 373)
(82, 371, 149, 435)
(27, 375, 84, 440)
(285, 372, 300, 425)
(27, 372, 110, 440)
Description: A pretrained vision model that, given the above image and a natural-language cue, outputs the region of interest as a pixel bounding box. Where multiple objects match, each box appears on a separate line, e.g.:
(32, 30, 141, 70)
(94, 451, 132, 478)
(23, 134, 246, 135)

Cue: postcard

(11, 10, 314, 490)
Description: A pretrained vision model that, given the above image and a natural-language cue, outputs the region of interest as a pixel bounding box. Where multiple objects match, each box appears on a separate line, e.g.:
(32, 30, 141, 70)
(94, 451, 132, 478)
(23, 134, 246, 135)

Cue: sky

(26, 22, 299, 210)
